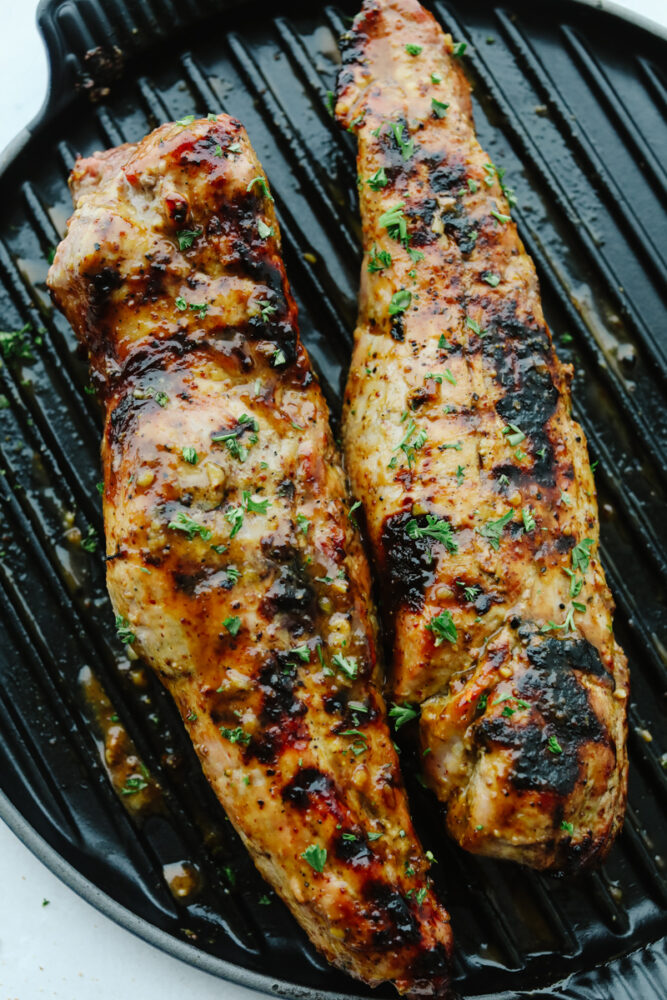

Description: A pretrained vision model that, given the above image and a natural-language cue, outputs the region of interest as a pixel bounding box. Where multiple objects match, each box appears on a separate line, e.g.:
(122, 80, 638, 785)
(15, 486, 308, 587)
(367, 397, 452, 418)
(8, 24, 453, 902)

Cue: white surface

(1, 0, 666, 998)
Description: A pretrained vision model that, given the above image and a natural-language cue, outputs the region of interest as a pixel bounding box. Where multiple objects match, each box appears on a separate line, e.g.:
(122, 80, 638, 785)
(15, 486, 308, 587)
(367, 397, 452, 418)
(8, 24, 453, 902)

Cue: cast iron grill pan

(0, 0, 665, 996)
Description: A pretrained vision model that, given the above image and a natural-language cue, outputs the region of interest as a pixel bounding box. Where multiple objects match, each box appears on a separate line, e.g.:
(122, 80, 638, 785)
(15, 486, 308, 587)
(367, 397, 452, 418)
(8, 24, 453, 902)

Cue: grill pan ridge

(0, 0, 665, 997)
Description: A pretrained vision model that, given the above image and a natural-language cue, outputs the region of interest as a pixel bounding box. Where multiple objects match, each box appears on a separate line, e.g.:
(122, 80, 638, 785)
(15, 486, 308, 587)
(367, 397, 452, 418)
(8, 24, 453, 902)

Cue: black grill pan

(0, 0, 665, 996)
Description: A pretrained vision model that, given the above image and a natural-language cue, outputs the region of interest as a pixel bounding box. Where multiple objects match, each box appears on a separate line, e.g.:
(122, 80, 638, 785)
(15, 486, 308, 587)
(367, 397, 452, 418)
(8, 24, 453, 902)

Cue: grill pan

(0, 0, 665, 996)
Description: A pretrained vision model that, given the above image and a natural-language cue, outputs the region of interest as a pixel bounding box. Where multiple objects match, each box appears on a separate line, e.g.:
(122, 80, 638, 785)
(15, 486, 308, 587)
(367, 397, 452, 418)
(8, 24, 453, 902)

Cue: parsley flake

(168, 511, 212, 541)
(479, 509, 514, 550)
(426, 610, 457, 646)
(115, 615, 135, 645)
(223, 616, 241, 636)
(389, 702, 420, 730)
(406, 514, 458, 553)
(176, 228, 202, 250)
(379, 203, 409, 245)
(368, 245, 392, 272)
(247, 176, 274, 202)
(432, 98, 449, 118)
(220, 726, 250, 745)
(301, 844, 327, 873)
(389, 289, 412, 316)
(367, 166, 388, 190)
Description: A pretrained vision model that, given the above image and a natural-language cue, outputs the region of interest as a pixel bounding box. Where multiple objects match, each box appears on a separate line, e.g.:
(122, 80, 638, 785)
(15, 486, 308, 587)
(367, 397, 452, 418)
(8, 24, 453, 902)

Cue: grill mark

(365, 881, 421, 950)
(481, 303, 559, 486)
(475, 638, 608, 795)
(380, 510, 435, 616)
(441, 206, 478, 255)
(260, 559, 315, 619)
(282, 767, 336, 809)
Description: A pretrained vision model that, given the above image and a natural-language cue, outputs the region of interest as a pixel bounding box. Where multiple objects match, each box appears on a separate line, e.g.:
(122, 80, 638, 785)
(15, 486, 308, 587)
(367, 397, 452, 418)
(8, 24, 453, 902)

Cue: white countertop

(1, 1, 666, 998)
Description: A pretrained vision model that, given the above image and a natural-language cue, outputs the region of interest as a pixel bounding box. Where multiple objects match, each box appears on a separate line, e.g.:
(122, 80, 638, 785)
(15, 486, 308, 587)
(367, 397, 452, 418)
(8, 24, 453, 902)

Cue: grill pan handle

(35, 0, 251, 120)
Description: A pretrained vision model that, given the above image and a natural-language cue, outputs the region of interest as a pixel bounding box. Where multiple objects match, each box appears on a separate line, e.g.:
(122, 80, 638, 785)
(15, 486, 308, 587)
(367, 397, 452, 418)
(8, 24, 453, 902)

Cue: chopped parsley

(220, 726, 250, 745)
(182, 446, 198, 464)
(176, 228, 202, 250)
(405, 43, 423, 55)
(431, 72, 442, 83)
(225, 506, 244, 538)
(456, 464, 465, 485)
(390, 418, 427, 469)
(368, 245, 392, 272)
(175, 114, 195, 127)
(81, 526, 98, 552)
(426, 610, 457, 646)
(444, 368, 456, 385)
(301, 844, 327, 873)
(406, 514, 458, 553)
(272, 348, 287, 367)
(121, 774, 149, 796)
(390, 122, 415, 161)
(389, 289, 412, 316)
(115, 615, 135, 645)
(452, 41, 467, 56)
(367, 166, 388, 190)
(431, 98, 449, 118)
(522, 507, 536, 532)
(296, 512, 310, 534)
(465, 315, 486, 337)
(389, 702, 420, 730)
(548, 735, 563, 755)
(482, 271, 500, 287)
(561, 820, 574, 834)
(0, 323, 33, 362)
(571, 538, 594, 573)
(379, 203, 409, 245)
(468, 178, 479, 193)
(503, 422, 525, 446)
(223, 616, 241, 636)
(246, 175, 274, 201)
(257, 300, 277, 322)
(242, 490, 270, 514)
(175, 296, 187, 311)
(332, 653, 358, 680)
(168, 511, 212, 541)
(257, 219, 273, 239)
(491, 208, 511, 225)
(290, 645, 311, 663)
(479, 509, 514, 550)
(348, 500, 362, 527)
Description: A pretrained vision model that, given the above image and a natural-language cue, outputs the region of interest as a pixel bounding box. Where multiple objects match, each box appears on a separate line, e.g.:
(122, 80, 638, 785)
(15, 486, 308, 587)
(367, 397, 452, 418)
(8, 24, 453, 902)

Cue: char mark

(365, 881, 420, 950)
(475, 637, 608, 795)
(483, 304, 559, 486)
(409, 945, 450, 995)
(258, 652, 307, 725)
(380, 511, 437, 615)
(333, 831, 374, 868)
(441, 207, 478, 255)
(248, 651, 309, 764)
(430, 162, 466, 192)
(260, 560, 315, 618)
(282, 767, 336, 809)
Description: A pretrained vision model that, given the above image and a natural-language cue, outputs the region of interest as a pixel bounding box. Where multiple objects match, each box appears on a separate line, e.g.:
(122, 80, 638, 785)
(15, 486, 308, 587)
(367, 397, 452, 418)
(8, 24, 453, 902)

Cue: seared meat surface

(47, 115, 453, 994)
(336, 0, 628, 871)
